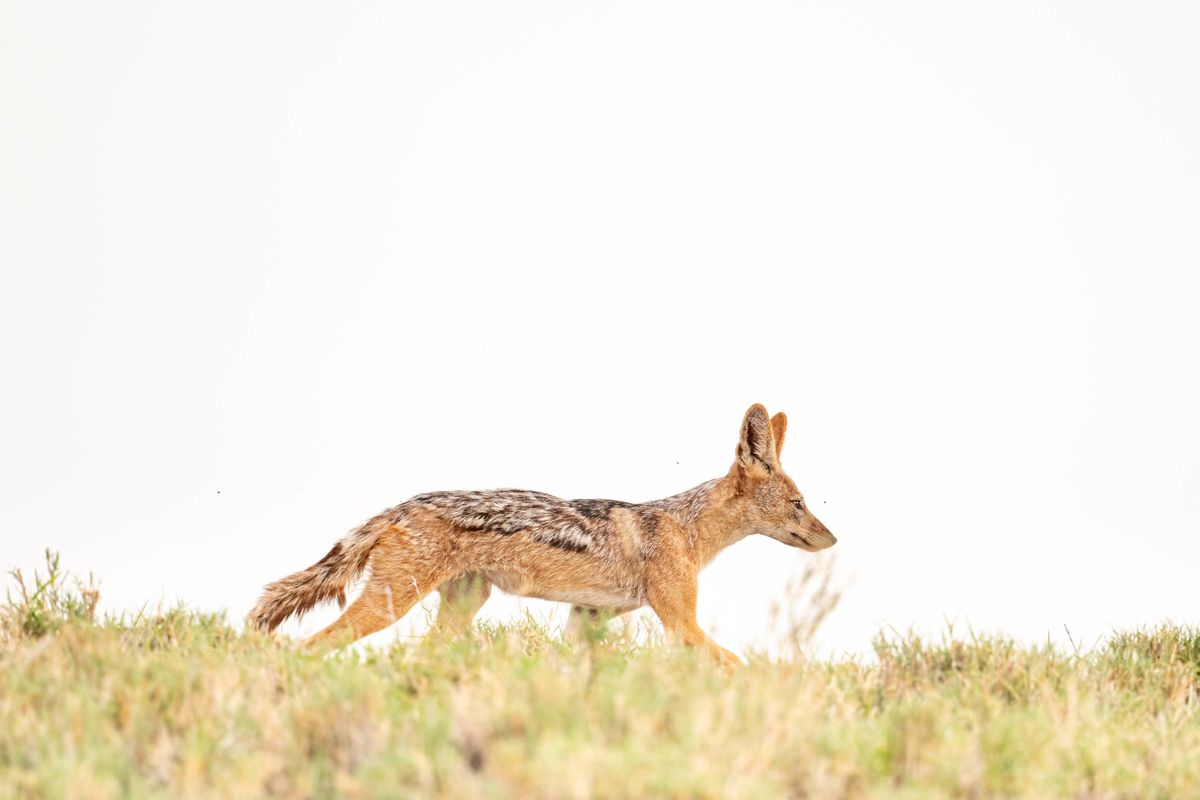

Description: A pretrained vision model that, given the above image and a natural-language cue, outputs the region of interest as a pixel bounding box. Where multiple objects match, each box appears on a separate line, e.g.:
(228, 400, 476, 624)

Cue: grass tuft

(3, 549, 99, 639)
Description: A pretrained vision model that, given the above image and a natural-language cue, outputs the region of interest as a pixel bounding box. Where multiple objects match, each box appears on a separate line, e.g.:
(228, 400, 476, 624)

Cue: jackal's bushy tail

(247, 517, 388, 632)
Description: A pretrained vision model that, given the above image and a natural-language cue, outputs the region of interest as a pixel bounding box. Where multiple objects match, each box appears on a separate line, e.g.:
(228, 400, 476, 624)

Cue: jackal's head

(728, 404, 837, 552)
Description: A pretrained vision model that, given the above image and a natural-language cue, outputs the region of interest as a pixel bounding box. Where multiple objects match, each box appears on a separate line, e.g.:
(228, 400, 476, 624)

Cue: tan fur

(770, 411, 787, 459)
(248, 404, 837, 665)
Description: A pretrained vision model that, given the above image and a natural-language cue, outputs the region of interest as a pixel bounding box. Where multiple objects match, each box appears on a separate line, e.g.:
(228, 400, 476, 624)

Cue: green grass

(2, 552, 1199, 799)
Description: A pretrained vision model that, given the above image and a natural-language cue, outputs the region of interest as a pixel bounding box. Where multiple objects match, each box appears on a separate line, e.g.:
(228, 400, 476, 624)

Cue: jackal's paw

(711, 644, 744, 670)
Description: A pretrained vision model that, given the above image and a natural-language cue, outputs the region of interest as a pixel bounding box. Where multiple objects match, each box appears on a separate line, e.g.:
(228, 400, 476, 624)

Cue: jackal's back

(406, 489, 661, 554)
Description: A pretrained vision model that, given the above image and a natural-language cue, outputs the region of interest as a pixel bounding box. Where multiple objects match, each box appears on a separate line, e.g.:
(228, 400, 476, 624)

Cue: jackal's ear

(770, 412, 787, 459)
(737, 404, 778, 474)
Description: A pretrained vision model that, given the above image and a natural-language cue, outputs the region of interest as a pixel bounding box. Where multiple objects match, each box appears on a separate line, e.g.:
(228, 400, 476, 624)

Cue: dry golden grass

(2, 551, 1198, 798)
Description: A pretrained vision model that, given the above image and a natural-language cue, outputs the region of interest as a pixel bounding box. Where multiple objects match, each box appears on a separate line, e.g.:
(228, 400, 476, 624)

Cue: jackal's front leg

(645, 564, 743, 668)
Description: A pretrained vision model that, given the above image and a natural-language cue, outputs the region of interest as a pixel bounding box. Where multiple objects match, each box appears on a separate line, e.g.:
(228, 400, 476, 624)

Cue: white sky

(2, 1, 1198, 657)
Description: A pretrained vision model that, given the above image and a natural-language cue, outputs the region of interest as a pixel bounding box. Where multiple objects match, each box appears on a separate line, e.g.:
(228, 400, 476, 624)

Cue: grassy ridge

(3, 554, 1199, 799)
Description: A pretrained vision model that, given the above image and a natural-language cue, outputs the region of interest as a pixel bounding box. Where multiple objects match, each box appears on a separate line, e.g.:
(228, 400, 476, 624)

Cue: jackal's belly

(483, 571, 642, 609)
(533, 585, 643, 609)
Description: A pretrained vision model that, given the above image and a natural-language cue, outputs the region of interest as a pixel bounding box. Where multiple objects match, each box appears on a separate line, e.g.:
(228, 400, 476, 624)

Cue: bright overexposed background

(3, 1, 1198, 656)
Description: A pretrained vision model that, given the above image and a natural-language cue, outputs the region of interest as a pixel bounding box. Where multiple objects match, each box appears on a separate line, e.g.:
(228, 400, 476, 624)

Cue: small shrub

(2, 549, 99, 639)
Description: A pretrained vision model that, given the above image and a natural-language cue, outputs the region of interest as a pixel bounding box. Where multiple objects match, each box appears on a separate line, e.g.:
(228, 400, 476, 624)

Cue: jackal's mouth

(791, 532, 818, 549)
(792, 531, 836, 551)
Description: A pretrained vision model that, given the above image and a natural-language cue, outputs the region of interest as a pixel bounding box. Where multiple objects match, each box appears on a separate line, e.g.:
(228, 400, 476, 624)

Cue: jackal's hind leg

(434, 573, 492, 636)
(303, 533, 455, 650)
(565, 606, 629, 640)
(302, 578, 415, 650)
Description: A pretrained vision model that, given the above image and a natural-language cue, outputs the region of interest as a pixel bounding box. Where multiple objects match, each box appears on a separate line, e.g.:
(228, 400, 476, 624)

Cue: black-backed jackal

(248, 404, 836, 665)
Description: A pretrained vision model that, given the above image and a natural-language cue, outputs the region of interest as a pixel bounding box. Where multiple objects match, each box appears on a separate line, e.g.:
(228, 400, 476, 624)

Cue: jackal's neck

(649, 478, 723, 523)
(650, 474, 749, 564)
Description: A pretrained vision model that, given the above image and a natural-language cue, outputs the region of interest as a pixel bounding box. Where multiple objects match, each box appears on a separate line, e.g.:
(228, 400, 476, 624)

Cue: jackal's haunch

(248, 404, 836, 665)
